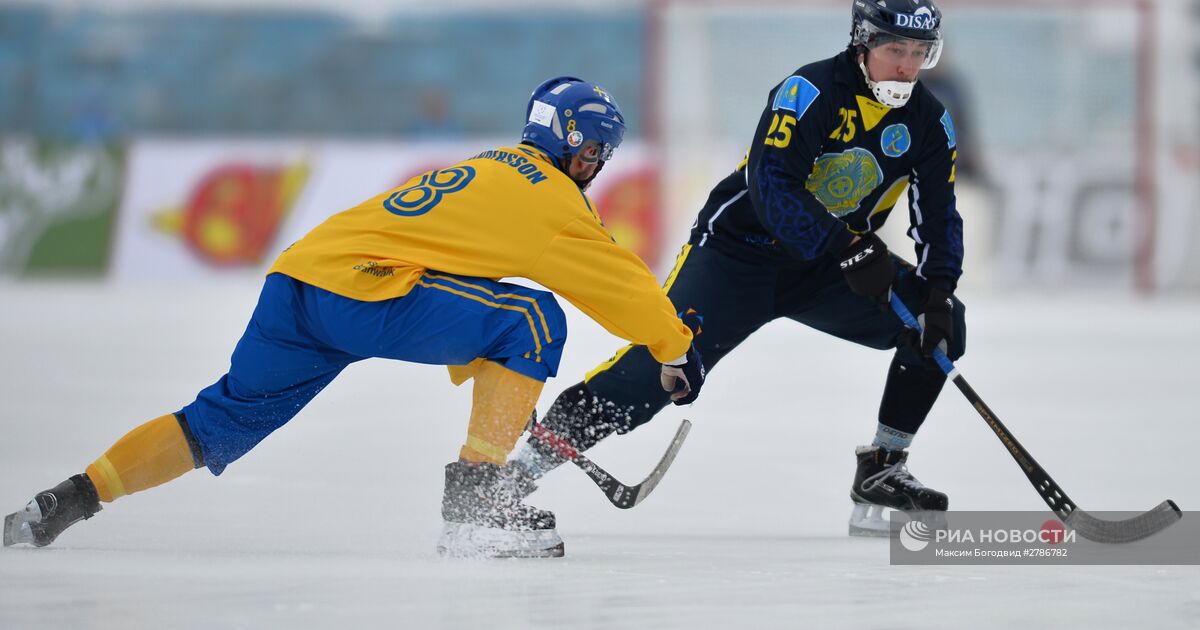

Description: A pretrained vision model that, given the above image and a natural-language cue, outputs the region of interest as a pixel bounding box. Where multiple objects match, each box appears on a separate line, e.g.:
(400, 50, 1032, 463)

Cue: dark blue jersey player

(509, 0, 965, 535)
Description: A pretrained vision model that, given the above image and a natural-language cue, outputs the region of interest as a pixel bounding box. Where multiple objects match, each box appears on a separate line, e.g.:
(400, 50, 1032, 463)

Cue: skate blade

(3, 511, 35, 547)
(848, 502, 895, 538)
(4, 499, 43, 547)
(437, 522, 564, 559)
(848, 502, 949, 538)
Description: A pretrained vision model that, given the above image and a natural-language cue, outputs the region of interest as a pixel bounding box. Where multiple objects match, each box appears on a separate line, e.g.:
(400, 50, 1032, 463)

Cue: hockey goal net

(647, 0, 1199, 292)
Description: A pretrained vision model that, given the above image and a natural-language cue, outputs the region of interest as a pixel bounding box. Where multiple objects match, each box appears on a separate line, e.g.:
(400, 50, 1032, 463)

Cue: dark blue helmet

(521, 76, 625, 165)
(851, 0, 943, 68)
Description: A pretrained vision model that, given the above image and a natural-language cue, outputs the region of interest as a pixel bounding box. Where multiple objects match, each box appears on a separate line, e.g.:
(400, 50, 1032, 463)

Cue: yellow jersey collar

(518, 144, 557, 165)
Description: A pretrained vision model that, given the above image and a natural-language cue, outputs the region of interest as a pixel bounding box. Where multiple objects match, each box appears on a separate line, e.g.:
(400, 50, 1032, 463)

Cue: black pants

(543, 243, 966, 448)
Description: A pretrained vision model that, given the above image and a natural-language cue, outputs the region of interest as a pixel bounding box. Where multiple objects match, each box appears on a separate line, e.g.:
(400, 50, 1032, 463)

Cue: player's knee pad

(879, 356, 948, 434)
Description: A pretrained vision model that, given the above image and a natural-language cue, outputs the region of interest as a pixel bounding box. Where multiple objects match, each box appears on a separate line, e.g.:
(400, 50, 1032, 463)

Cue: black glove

(918, 287, 955, 358)
(661, 343, 706, 405)
(839, 233, 897, 306)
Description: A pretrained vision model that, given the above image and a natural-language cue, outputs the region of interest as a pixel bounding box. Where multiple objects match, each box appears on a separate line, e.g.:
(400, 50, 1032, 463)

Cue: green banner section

(0, 141, 124, 276)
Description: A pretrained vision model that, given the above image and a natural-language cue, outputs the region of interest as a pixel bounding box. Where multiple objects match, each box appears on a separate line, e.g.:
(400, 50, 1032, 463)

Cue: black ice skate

(3, 474, 101, 547)
(848, 446, 947, 537)
(437, 460, 563, 558)
(496, 460, 540, 502)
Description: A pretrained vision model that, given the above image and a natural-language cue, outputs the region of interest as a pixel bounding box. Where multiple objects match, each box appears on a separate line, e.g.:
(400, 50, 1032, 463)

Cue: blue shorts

(180, 272, 566, 474)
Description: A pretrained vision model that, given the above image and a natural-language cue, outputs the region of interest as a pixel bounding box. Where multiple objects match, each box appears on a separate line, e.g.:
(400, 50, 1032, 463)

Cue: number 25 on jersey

(764, 113, 796, 149)
(829, 108, 857, 143)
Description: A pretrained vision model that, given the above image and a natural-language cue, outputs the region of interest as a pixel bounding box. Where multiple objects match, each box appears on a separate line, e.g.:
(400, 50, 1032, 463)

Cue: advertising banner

(0, 140, 123, 276)
(111, 139, 662, 282)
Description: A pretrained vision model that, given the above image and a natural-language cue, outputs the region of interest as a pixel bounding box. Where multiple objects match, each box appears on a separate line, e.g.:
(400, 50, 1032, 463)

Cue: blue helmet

(521, 76, 626, 165)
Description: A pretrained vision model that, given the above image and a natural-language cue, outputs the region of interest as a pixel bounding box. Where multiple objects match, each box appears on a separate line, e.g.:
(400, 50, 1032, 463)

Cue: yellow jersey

(269, 144, 691, 363)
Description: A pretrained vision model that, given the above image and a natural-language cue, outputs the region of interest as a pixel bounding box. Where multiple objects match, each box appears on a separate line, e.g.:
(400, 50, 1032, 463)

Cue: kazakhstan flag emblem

(772, 75, 820, 119)
(804, 148, 883, 217)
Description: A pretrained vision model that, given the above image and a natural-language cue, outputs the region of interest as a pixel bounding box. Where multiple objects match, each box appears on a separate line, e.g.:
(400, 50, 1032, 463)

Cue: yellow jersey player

(2, 76, 706, 559)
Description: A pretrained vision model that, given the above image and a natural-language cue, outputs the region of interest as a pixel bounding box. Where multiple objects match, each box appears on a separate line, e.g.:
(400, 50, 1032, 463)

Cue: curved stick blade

(1065, 500, 1182, 544)
(574, 419, 692, 509)
(627, 419, 692, 508)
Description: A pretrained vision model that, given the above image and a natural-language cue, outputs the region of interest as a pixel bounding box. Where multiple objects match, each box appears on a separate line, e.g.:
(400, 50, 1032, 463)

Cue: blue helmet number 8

(384, 166, 476, 217)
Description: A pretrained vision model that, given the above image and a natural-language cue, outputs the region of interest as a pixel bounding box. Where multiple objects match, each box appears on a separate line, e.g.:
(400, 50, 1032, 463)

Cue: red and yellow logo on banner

(594, 168, 661, 269)
(153, 161, 309, 266)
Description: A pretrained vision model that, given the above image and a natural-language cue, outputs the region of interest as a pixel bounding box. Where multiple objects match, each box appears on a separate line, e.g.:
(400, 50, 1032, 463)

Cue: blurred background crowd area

(1, 0, 1198, 292)
(0, 3, 646, 139)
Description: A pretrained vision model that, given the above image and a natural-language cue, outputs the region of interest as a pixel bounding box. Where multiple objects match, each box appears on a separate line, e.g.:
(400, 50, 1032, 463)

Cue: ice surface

(1, 282, 1198, 629)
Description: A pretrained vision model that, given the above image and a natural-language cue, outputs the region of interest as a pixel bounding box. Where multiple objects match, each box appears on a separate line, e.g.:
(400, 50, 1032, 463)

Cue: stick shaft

(888, 294, 1182, 543)
(889, 295, 1078, 519)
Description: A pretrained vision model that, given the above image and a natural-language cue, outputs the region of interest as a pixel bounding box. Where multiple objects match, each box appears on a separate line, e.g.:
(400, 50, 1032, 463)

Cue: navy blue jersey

(690, 49, 964, 292)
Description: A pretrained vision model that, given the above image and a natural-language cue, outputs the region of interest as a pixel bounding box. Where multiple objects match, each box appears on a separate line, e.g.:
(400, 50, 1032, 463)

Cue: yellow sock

(85, 414, 198, 503)
(447, 358, 486, 386)
(458, 361, 544, 465)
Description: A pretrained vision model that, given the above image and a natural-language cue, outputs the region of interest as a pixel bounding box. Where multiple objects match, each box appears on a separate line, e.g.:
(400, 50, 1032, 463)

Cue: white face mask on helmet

(858, 60, 915, 109)
(849, 0, 943, 109)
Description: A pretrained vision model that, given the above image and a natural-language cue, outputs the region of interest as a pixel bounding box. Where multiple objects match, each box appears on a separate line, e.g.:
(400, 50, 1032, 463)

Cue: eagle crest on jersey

(804, 148, 884, 217)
